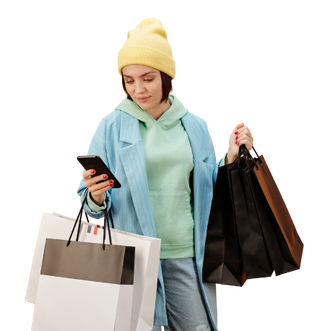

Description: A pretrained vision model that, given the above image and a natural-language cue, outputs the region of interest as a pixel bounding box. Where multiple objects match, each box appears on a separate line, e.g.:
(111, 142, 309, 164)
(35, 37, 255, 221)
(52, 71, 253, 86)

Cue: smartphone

(77, 155, 121, 188)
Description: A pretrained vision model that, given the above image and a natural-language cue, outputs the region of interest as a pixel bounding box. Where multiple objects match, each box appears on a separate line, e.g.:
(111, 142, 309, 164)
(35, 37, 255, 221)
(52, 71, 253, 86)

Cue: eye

(125, 80, 133, 84)
(144, 78, 153, 82)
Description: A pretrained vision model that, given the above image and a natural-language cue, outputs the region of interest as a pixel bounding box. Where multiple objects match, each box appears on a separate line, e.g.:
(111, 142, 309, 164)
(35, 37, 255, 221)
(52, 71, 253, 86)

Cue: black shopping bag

(203, 145, 304, 287)
(229, 152, 273, 280)
(203, 159, 246, 286)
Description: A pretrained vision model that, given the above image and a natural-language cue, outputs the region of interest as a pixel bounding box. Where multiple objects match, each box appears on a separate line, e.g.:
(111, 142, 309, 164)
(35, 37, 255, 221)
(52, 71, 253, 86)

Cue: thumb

(235, 123, 244, 130)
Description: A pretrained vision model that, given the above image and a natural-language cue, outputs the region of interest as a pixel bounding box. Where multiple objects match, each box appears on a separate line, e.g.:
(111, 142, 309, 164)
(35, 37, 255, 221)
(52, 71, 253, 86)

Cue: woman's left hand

(226, 123, 254, 164)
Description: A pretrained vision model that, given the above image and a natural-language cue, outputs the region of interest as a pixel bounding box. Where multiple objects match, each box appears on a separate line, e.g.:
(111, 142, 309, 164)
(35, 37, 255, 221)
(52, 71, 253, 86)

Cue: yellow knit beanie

(118, 18, 175, 79)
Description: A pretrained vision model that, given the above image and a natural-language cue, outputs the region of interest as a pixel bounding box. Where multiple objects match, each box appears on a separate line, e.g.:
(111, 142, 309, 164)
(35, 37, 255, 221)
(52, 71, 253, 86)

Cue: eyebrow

(123, 71, 157, 78)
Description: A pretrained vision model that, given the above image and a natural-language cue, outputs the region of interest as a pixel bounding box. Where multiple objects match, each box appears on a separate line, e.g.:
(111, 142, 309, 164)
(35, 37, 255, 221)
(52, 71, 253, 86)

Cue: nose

(135, 80, 146, 94)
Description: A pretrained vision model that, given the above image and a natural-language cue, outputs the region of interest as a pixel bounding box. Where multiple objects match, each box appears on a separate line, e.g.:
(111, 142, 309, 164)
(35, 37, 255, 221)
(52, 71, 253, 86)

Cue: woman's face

(122, 65, 164, 111)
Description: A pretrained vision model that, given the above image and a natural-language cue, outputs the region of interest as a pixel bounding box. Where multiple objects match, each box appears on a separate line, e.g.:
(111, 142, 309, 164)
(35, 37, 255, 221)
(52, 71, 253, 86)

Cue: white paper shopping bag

(26, 212, 161, 331)
(31, 238, 134, 331)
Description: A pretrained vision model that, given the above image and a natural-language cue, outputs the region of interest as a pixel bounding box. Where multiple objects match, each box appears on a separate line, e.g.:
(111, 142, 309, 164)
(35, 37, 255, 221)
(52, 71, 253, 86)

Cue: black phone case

(77, 155, 121, 188)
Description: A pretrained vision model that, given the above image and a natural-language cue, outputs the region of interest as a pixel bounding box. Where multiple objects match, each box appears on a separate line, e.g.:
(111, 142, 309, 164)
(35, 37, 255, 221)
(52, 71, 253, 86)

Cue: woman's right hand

(83, 170, 114, 206)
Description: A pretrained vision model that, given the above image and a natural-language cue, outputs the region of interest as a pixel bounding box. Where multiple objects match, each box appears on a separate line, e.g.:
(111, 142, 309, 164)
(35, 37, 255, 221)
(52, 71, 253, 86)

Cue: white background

(0, 0, 320, 331)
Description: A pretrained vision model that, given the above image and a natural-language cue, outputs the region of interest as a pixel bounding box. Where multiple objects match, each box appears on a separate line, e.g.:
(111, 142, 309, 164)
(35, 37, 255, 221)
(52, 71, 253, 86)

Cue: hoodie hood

(115, 95, 188, 130)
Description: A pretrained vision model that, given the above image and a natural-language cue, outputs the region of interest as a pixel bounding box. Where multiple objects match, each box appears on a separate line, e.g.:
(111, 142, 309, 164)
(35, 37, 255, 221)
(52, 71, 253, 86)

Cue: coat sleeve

(77, 117, 112, 219)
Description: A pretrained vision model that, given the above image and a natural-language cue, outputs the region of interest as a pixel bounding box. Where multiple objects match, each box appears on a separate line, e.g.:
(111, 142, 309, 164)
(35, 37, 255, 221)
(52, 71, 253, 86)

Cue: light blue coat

(77, 108, 221, 330)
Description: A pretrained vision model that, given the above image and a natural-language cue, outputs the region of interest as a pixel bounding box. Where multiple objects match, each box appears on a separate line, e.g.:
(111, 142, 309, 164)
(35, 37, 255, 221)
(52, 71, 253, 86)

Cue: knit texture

(118, 18, 175, 79)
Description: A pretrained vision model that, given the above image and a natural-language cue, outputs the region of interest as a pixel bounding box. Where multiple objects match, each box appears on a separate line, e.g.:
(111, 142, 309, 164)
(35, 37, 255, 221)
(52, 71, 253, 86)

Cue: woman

(78, 18, 253, 331)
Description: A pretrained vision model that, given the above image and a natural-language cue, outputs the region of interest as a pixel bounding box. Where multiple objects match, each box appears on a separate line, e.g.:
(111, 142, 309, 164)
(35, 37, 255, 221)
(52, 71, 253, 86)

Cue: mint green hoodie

(116, 95, 195, 259)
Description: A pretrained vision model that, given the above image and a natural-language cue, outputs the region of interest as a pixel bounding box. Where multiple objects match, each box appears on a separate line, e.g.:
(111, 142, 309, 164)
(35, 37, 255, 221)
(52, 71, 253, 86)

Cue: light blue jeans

(152, 257, 213, 331)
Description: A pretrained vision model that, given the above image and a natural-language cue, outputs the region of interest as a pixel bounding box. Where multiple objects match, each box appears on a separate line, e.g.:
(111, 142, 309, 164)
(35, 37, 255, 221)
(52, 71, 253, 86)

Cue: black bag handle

(67, 189, 113, 250)
(252, 146, 262, 165)
(238, 145, 252, 168)
(103, 196, 113, 247)
(238, 145, 262, 170)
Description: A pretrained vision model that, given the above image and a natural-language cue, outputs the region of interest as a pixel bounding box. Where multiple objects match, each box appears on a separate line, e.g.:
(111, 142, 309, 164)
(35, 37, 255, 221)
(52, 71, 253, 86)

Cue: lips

(136, 97, 150, 102)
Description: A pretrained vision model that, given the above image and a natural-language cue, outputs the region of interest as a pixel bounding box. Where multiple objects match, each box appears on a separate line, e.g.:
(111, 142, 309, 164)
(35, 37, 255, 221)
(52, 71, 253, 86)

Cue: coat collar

(181, 113, 209, 162)
(119, 111, 142, 144)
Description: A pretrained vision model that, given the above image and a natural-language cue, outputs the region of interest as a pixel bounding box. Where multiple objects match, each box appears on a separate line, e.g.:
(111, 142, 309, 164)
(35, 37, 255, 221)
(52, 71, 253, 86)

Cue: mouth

(136, 97, 150, 102)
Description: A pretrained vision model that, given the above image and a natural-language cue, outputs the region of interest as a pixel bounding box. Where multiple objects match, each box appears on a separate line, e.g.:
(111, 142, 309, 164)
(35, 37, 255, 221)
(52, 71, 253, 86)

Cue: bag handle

(237, 145, 252, 168)
(238, 145, 262, 169)
(252, 146, 262, 165)
(67, 189, 113, 250)
(103, 196, 113, 248)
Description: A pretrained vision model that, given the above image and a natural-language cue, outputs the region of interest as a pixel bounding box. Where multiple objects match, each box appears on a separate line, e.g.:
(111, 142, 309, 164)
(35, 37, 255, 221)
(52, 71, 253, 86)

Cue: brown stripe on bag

(121, 245, 135, 284)
(40, 239, 135, 284)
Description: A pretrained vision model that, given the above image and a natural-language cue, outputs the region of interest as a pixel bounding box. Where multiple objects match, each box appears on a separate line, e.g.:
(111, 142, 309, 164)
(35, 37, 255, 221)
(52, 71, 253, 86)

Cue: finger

(89, 180, 114, 195)
(236, 125, 252, 136)
(96, 179, 114, 189)
(234, 131, 250, 145)
(235, 126, 253, 146)
(85, 173, 109, 187)
(234, 123, 244, 134)
(92, 186, 113, 197)
(242, 130, 252, 141)
(83, 169, 97, 180)
(237, 131, 253, 142)
(94, 174, 110, 184)
(238, 136, 254, 150)
(237, 136, 251, 145)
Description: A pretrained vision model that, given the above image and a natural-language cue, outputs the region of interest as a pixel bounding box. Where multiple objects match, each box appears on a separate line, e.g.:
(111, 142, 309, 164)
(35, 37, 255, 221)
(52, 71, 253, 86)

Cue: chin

(136, 102, 148, 110)
(135, 100, 152, 109)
